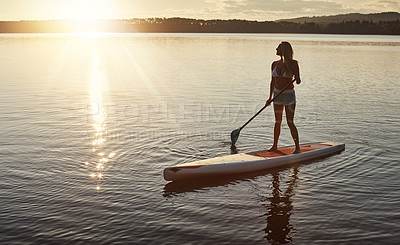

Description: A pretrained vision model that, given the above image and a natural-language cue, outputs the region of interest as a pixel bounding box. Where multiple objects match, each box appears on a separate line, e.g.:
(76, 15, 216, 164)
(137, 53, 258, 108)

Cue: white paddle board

(164, 142, 345, 181)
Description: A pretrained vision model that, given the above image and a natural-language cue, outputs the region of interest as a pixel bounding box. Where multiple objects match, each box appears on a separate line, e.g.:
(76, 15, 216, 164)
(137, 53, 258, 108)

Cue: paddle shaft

(239, 79, 296, 131)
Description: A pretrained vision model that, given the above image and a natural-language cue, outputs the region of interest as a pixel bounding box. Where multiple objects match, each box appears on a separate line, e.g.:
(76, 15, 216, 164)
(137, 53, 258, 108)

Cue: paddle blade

(230, 128, 240, 145)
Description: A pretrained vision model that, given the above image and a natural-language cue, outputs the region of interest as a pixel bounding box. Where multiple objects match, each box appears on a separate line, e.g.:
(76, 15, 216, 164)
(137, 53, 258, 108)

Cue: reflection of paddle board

(164, 142, 345, 181)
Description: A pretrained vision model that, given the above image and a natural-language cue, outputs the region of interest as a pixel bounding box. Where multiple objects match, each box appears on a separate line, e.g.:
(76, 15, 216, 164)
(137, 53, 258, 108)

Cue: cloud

(199, 0, 349, 20)
(365, 0, 400, 10)
(183, 0, 400, 20)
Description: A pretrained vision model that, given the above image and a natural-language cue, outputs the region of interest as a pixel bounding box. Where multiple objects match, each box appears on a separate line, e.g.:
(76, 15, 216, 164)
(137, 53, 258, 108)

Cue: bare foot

(267, 146, 278, 152)
(292, 148, 301, 154)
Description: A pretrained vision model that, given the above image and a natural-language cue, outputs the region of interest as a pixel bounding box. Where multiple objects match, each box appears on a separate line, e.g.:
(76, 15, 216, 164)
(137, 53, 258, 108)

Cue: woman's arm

(269, 78, 275, 100)
(294, 60, 301, 84)
(266, 62, 276, 105)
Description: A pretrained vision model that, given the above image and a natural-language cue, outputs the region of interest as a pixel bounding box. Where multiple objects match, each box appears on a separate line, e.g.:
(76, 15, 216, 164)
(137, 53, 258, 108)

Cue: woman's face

(276, 44, 282, 56)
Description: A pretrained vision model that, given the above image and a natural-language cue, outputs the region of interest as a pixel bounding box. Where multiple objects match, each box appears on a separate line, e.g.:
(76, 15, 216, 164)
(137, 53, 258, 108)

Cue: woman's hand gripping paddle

(230, 79, 296, 146)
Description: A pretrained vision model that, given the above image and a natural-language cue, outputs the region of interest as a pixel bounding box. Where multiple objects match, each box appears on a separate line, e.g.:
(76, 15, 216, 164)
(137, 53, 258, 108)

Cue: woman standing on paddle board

(266, 41, 301, 154)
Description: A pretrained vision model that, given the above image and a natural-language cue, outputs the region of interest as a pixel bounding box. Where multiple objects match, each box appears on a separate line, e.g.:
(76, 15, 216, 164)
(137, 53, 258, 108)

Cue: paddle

(230, 79, 296, 145)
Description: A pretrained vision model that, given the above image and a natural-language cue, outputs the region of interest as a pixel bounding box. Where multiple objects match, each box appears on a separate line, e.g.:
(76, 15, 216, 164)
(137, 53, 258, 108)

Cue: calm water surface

(0, 33, 399, 244)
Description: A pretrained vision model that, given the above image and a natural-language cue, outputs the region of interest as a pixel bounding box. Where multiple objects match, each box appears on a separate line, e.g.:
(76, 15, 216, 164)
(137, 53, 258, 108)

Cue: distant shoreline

(0, 13, 399, 35)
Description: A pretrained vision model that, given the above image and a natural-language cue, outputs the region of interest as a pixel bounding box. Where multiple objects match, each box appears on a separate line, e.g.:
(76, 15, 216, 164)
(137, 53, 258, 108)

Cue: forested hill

(0, 12, 399, 34)
(278, 12, 400, 24)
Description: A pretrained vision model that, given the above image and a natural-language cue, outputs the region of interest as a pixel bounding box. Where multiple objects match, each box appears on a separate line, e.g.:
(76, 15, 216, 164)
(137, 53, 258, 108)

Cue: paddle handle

(239, 79, 296, 131)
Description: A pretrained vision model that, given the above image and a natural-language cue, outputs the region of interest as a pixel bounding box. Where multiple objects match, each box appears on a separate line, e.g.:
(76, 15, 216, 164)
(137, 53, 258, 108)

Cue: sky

(0, 0, 398, 21)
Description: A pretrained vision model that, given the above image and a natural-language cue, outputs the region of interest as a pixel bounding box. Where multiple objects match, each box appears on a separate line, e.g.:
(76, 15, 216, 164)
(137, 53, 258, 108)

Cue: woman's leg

(285, 103, 300, 153)
(269, 103, 284, 151)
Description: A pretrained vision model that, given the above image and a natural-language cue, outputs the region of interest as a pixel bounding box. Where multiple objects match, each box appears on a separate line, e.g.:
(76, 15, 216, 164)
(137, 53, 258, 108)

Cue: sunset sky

(0, 0, 398, 21)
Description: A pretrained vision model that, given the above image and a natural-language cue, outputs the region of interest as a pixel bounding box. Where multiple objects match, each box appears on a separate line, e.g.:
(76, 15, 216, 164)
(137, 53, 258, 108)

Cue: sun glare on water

(81, 46, 117, 191)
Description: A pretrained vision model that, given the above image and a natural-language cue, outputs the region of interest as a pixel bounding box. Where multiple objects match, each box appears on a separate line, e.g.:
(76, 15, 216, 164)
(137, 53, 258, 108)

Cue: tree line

(0, 18, 399, 35)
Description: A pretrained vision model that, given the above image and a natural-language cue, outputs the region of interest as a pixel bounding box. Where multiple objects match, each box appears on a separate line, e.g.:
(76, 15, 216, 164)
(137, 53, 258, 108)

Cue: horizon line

(0, 11, 398, 22)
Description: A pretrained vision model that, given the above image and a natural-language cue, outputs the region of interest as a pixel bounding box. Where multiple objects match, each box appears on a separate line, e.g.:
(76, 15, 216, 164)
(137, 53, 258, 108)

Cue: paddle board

(164, 142, 345, 181)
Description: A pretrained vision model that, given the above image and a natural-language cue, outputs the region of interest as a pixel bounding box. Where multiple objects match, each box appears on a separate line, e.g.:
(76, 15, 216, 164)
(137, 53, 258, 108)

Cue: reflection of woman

(266, 41, 301, 154)
(264, 168, 298, 244)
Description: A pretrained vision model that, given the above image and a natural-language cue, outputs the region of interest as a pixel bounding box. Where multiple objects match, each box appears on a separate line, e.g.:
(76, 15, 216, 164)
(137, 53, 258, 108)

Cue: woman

(266, 41, 301, 154)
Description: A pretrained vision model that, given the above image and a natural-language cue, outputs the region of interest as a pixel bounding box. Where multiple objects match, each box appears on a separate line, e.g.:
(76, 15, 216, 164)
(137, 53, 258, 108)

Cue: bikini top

(272, 63, 292, 78)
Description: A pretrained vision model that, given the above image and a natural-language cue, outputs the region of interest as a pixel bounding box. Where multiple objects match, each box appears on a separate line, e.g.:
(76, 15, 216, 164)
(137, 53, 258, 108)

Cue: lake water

(0, 33, 399, 244)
